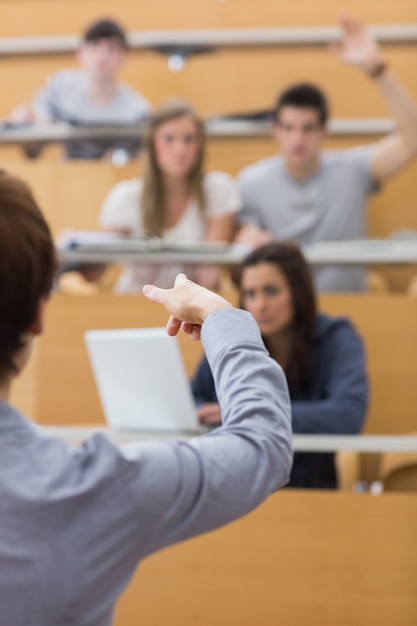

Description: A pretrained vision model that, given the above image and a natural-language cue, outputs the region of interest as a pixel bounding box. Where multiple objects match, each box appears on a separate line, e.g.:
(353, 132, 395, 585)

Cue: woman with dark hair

(192, 241, 369, 488)
(99, 99, 240, 291)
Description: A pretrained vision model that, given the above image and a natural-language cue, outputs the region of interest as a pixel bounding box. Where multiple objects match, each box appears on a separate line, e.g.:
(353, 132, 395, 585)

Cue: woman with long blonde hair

(99, 100, 240, 291)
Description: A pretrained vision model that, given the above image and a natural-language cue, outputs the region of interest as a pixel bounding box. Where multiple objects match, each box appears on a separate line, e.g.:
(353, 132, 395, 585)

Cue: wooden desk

(27, 293, 417, 437)
(114, 489, 417, 626)
(318, 294, 417, 436)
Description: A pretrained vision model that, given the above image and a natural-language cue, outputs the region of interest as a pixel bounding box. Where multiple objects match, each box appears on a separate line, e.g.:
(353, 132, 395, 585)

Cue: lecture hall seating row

(11, 292, 417, 438)
(1, 0, 416, 291)
(3, 159, 417, 291)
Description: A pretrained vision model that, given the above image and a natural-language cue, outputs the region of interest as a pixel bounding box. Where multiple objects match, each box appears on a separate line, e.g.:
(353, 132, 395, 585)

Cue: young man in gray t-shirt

(8, 19, 151, 160)
(236, 13, 417, 292)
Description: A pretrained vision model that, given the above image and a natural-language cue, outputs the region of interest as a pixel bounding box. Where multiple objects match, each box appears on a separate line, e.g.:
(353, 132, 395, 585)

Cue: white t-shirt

(99, 171, 241, 292)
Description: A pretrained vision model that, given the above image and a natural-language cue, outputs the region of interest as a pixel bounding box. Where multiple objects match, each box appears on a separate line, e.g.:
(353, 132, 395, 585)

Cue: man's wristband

(368, 61, 388, 79)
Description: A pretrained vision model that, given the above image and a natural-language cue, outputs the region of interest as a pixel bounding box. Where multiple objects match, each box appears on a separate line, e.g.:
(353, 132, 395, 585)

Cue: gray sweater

(0, 309, 292, 625)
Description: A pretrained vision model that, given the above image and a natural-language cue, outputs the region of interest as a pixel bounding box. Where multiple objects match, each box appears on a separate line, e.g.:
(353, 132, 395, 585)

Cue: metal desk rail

(58, 239, 417, 267)
(304, 239, 417, 265)
(0, 122, 142, 145)
(59, 242, 251, 266)
(43, 428, 417, 452)
(1, 24, 416, 56)
(0, 118, 397, 144)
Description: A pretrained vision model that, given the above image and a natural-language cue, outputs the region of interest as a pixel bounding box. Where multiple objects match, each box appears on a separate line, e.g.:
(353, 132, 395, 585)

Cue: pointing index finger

(142, 283, 168, 305)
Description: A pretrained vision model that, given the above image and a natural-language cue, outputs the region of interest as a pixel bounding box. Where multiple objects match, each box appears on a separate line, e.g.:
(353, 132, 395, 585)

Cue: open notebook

(85, 327, 204, 434)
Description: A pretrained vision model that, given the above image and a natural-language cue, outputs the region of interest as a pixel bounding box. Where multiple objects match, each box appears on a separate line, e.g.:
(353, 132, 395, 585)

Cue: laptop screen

(85, 327, 204, 434)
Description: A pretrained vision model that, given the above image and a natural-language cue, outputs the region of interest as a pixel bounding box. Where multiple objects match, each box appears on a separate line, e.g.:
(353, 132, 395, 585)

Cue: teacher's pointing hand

(143, 273, 233, 340)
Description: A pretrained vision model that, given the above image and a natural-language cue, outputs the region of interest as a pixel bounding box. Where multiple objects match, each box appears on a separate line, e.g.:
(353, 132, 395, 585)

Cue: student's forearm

(368, 67, 417, 180)
(331, 13, 417, 180)
(372, 69, 417, 151)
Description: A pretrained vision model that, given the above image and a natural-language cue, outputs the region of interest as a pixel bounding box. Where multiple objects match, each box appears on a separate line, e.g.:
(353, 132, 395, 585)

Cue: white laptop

(84, 327, 204, 434)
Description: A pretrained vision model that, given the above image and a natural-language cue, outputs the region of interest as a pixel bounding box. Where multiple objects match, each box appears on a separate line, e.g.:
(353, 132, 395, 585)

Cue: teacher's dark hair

(0, 170, 56, 380)
(239, 241, 317, 393)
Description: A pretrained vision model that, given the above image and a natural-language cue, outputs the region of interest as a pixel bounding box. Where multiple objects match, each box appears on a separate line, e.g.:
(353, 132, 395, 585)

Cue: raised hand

(330, 13, 385, 74)
(143, 273, 232, 340)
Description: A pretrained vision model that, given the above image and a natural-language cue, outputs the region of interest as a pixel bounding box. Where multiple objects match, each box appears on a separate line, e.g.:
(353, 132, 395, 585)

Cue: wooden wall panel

(1, 46, 416, 118)
(0, 0, 415, 117)
(1, 160, 139, 234)
(115, 490, 417, 626)
(319, 295, 417, 435)
(3, 160, 58, 225)
(0, 0, 416, 37)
